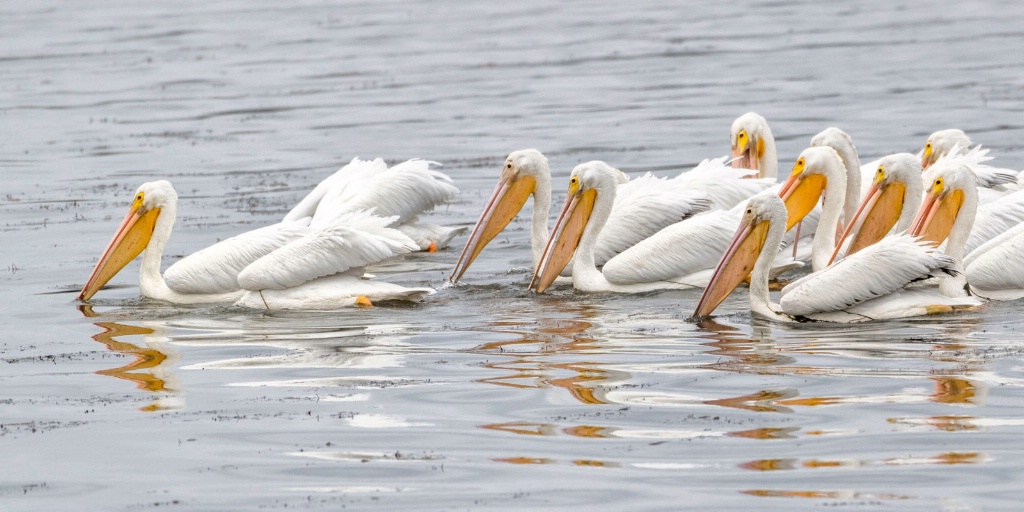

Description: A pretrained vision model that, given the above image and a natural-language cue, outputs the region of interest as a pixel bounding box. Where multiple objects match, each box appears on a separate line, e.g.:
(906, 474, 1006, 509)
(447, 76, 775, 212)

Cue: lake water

(3, 0, 1024, 509)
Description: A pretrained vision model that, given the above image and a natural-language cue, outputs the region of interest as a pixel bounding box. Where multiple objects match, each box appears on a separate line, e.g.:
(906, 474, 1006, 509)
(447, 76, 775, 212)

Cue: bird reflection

(471, 302, 629, 405)
(80, 306, 182, 412)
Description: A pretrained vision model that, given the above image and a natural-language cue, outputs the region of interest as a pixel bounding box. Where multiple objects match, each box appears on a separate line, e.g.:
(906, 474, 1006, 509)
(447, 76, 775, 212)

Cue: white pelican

(829, 153, 924, 264)
(599, 147, 848, 288)
(79, 180, 435, 309)
(730, 112, 778, 179)
(529, 161, 711, 293)
(920, 129, 1019, 195)
(692, 193, 981, 323)
(910, 157, 980, 298)
(449, 149, 760, 283)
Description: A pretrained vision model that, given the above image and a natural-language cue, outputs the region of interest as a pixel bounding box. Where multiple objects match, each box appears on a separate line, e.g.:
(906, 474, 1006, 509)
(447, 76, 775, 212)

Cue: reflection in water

(740, 452, 987, 472)
(471, 303, 631, 405)
(743, 489, 913, 500)
(87, 319, 182, 412)
(691, 317, 993, 423)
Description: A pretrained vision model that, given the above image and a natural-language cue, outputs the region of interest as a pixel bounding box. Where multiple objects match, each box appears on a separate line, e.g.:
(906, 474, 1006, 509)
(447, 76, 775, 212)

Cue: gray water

(3, 0, 1024, 510)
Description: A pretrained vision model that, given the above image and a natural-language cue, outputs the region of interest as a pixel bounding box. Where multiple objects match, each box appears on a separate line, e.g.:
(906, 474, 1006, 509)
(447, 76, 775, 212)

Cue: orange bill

(450, 174, 536, 282)
(910, 189, 964, 246)
(828, 181, 905, 265)
(731, 136, 763, 174)
(693, 219, 771, 318)
(921, 144, 935, 170)
(778, 173, 825, 231)
(78, 206, 161, 301)
(529, 188, 597, 293)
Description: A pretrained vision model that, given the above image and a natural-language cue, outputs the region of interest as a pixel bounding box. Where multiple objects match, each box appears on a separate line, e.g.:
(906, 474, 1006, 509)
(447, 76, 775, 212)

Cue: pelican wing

(309, 158, 458, 229)
(963, 189, 1024, 254)
(282, 158, 382, 223)
(674, 156, 776, 209)
(164, 219, 311, 294)
(237, 210, 419, 291)
(966, 224, 1024, 299)
(593, 173, 713, 266)
(603, 209, 737, 285)
(780, 234, 957, 316)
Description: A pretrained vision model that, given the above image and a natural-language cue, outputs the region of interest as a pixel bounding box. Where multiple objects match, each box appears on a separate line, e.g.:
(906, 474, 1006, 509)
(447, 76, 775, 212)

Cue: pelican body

(529, 161, 711, 294)
(692, 193, 980, 323)
(79, 157, 456, 309)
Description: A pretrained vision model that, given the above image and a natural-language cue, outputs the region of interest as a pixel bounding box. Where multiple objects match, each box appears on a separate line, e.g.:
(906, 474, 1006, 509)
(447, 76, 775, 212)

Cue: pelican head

(694, 193, 787, 318)
(449, 149, 550, 283)
(730, 112, 777, 179)
(529, 161, 619, 293)
(777, 146, 845, 231)
(829, 153, 923, 264)
(910, 160, 978, 248)
(79, 180, 176, 301)
(921, 129, 971, 170)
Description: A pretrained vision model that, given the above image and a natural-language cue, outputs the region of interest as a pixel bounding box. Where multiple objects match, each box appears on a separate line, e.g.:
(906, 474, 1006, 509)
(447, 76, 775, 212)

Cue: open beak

(449, 174, 536, 283)
(828, 181, 905, 265)
(778, 173, 826, 231)
(78, 205, 161, 301)
(693, 217, 771, 318)
(528, 188, 597, 293)
(731, 138, 762, 175)
(910, 189, 964, 246)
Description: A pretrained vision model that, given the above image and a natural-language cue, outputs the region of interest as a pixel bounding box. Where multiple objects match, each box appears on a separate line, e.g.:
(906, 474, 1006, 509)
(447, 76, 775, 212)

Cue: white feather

(674, 156, 776, 209)
(237, 210, 418, 291)
(780, 234, 957, 316)
(592, 173, 713, 266)
(164, 219, 311, 294)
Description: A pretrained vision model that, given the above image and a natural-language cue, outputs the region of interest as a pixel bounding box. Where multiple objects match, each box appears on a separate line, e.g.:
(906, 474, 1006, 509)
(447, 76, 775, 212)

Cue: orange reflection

(743, 489, 912, 500)
(740, 458, 796, 471)
(481, 422, 556, 437)
(728, 427, 797, 440)
(494, 457, 555, 465)
(471, 305, 625, 405)
(87, 318, 180, 412)
(706, 389, 797, 413)
(924, 415, 980, 432)
(562, 425, 612, 438)
(481, 422, 613, 439)
(930, 377, 980, 404)
(573, 459, 618, 468)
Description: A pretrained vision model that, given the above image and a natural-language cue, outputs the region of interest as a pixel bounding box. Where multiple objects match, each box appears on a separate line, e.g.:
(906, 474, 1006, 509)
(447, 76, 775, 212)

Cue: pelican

(449, 149, 761, 283)
(910, 157, 980, 297)
(920, 129, 1019, 196)
(78, 162, 450, 308)
(829, 153, 924, 264)
(692, 193, 981, 323)
(529, 161, 711, 293)
(731, 112, 778, 179)
(599, 147, 847, 288)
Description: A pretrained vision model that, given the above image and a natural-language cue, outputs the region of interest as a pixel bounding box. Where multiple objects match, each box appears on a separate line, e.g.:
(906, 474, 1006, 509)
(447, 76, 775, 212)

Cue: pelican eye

(926, 142, 932, 150)
(506, 162, 512, 169)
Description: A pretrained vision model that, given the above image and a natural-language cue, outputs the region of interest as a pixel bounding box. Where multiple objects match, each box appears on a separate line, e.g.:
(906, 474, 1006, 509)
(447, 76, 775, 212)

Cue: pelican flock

(77, 113, 1022, 322)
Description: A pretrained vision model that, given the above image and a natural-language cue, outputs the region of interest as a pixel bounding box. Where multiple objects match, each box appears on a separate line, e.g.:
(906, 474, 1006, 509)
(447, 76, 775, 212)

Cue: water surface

(3, 0, 1024, 509)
